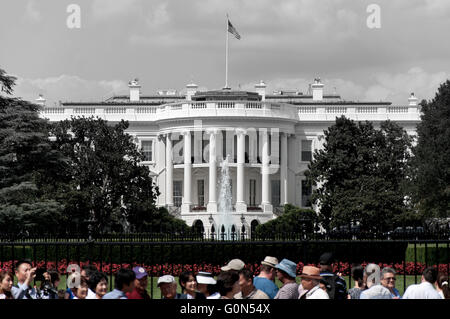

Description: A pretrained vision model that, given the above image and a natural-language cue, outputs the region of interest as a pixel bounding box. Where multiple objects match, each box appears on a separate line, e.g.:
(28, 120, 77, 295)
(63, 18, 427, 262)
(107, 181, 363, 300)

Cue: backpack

(321, 273, 347, 300)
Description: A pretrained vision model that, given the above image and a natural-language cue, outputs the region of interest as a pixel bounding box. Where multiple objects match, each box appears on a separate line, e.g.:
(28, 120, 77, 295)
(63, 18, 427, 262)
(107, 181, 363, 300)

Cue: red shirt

(126, 288, 150, 300)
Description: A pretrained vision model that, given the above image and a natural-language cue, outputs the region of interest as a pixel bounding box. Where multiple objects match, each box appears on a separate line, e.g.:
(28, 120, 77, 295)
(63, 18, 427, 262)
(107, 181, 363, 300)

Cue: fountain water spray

(217, 155, 233, 239)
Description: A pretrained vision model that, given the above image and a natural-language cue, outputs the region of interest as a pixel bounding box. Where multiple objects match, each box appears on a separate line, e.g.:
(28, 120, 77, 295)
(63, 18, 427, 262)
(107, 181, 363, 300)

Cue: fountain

(217, 155, 233, 239)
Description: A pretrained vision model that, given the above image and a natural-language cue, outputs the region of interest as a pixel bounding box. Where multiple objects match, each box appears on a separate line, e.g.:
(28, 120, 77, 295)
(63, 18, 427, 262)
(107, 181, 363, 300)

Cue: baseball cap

(132, 266, 148, 280)
(157, 275, 176, 287)
(221, 259, 245, 272)
(196, 272, 217, 285)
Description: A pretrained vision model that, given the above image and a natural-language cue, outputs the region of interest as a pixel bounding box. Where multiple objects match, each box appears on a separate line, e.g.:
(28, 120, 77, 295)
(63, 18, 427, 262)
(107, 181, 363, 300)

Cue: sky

(1, 0, 450, 106)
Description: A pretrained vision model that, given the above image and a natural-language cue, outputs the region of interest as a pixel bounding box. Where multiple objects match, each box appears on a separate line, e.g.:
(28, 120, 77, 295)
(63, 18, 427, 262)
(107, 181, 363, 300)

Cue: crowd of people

(0, 253, 448, 300)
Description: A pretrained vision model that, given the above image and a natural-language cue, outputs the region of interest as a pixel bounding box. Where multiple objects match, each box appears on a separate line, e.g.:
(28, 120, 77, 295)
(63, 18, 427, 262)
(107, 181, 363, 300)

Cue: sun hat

(196, 272, 217, 285)
(132, 266, 148, 280)
(261, 256, 279, 268)
(299, 266, 322, 280)
(274, 259, 297, 279)
(221, 259, 245, 272)
(157, 275, 176, 287)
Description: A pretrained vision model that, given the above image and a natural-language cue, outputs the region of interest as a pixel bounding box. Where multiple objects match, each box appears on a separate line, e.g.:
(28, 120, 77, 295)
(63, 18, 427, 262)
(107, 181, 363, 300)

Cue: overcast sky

(1, 0, 450, 106)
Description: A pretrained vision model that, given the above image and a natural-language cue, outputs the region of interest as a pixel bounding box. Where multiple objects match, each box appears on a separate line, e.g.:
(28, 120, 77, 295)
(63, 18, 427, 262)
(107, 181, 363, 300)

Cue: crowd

(0, 253, 448, 300)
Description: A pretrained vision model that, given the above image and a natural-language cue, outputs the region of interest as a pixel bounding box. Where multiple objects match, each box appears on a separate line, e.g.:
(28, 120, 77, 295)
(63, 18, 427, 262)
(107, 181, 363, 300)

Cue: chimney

(36, 94, 46, 106)
(255, 80, 267, 101)
(408, 92, 418, 106)
(129, 79, 141, 102)
(312, 78, 324, 101)
(186, 83, 198, 101)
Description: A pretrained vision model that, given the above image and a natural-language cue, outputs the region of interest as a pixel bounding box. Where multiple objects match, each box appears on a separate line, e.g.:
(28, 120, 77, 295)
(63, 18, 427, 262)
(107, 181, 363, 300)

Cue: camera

(35, 268, 59, 299)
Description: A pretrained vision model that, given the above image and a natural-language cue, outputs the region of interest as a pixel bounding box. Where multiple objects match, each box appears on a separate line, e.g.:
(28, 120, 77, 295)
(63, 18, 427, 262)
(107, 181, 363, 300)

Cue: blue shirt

(102, 289, 128, 299)
(253, 277, 279, 299)
(390, 287, 401, 299)
(11, 282, 38, 299)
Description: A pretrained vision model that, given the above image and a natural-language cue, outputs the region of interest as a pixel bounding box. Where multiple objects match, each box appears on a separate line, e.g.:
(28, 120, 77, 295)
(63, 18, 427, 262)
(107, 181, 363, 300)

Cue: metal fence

(0, 236, 449, 298)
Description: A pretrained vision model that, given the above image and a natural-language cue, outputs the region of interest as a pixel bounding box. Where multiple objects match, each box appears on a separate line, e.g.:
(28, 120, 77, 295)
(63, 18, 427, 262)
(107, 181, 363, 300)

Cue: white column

(236, 129, 247, 213)
(165, 133, 174, 207)
(182, 130, 192, 213)
(261, 129, 272, 212)
(280, 133, 288, 206)
(207, 129, 218, 213)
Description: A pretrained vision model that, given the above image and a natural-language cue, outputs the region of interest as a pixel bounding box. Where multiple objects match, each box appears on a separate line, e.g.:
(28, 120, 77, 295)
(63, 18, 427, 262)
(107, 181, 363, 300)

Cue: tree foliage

(412, 80, 450, 218)
(305, 116, 413, 233)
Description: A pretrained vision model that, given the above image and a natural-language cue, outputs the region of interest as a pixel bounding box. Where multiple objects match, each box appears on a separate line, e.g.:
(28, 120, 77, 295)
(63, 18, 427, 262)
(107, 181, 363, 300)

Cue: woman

(436, 273, 449, 299)
(348, 265, 366, 299)
(87, 271, 109, 299)
(72, 278, 89, 299)
(216, 271, 240, 299)
(179, 271, 206, 299)
(196, 271, 220, 299)
(0, 271, 14, 299)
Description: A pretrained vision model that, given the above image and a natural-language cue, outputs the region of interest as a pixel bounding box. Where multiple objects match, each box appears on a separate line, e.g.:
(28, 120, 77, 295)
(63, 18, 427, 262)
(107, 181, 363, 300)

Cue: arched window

(193, 220, 204, 234)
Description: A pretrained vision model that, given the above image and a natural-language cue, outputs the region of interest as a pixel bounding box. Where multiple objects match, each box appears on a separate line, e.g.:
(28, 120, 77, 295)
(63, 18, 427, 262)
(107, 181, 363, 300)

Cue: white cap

(157, 275, 176, 286)
(196, 272, 217, 285)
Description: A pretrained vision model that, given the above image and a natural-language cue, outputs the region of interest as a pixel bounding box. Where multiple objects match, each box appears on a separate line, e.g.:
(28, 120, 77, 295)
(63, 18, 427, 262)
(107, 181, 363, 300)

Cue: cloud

(13, 75, 128, 106)
(24, 0, 41, 22)
(146, 2, 170, 28)
(91, 0, 139, 20)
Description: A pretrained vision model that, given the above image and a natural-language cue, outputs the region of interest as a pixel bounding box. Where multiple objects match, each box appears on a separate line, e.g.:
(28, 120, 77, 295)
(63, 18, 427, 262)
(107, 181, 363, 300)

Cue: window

(197, 180, 205, 206)
(249, 179, 256, 206)
(301, 180, 312, 207)
(301, 140, 312, 162)
(141, 140, 153, 162)
(271, 180, 280, 207)
(174, 181, 182, 207)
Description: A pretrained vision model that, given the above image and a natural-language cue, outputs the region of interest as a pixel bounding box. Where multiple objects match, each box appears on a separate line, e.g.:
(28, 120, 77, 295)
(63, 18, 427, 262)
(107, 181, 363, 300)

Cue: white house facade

(38, 78, 421, 236)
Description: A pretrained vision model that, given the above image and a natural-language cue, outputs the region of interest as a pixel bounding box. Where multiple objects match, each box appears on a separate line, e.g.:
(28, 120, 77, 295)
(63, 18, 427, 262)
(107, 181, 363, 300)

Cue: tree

(412, 80, 450, 219)
(305, 116, 412, 233)
(0, 68, 67, 236)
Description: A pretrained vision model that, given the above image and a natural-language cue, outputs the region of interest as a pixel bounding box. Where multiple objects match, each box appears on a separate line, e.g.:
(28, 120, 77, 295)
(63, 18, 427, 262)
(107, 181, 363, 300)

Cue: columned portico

(165, 133, 174, 207)
(280, 132, 288, 206)
(260, 129, 273, 213)
(182, 130, 192, 213)
(235, 128, 247, 213)
(207, 129, 218, 213)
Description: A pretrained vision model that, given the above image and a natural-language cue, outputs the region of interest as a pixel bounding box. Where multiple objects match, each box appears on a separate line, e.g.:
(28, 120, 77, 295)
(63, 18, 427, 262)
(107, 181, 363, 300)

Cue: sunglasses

(383, 277, 396, 281)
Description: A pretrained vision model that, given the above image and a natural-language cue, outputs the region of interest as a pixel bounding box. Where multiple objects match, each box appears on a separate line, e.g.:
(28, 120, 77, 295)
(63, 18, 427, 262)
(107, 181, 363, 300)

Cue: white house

(39, 78, 421, 235)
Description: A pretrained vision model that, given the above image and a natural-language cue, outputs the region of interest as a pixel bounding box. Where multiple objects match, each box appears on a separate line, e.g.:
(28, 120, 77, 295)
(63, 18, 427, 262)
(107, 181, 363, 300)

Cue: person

(436, 273, 449, 299)
(235, 269, 269, 299)
(11, 260, 38, 299)
(274, 259, 299, 299)
(87, 271, 108, 299)
(253, 256, 279, 299)
(216, 271, 240, 299)
(126, 266, 150, 299)
(179, 271, 206, 299)
(39, 270, 60, 299)
(158, 275, 187, 299)
(221, 259, 245, 272)
(298, 266, 329, 299)
(81, 264, 98, 299)
(103, 268, 136, 299)
(403, 267, 442, 299)
(196, 272, 220, 299)
(359, 264, 392, 299)
(319, 252, 347, 300)
(380, 267, 401, 299)
(72, 278, 89, 299)
(347, 265, 366, 299)
(0, 271, 14, 299)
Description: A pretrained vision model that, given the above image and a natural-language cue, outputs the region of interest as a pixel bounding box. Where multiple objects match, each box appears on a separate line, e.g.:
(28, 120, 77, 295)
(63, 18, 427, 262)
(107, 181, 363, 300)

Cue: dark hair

(15, 259, 32, 270)
(351, 265, 364, 287)
(0, 271, 13, 299)
(81, 264, 98, 278)
(179, 271, 196, 290)
(437, 273, 450, 299)
(238, 269, 254, 282)
(260, 265, 273, 273)
(88, 271, 108, 292)
(216, 271, 239, 296)
(48, 270, 60, 286)
(423, 267, 438, 284)
(115, 269, 135, 290)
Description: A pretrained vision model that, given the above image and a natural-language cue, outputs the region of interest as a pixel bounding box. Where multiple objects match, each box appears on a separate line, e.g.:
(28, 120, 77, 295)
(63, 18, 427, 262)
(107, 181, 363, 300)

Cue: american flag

(228, 20, 241, 40)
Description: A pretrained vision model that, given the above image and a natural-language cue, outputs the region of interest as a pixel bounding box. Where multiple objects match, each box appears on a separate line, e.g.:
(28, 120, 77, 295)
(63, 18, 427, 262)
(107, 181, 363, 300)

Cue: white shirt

(402, 282, 442, 299)
(85, 288, 98, 299)
(305, 285, 330, 299)
(207, 292, 221, 299)
(360, 284, 392, 299)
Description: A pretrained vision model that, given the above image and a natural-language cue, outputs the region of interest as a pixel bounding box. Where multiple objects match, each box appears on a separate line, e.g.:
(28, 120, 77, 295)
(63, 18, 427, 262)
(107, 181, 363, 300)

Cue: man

(11, 260, 38, 299)
(380, 267, 401, 298)
(274, 259, 299, 299)
(81, 264, 98, 299)
(158, 275, 187, 299)
(360, 264, 392, 299)
(126, 266, 150, 299)
(103, 269, 136, 299)
(403, 267, 442, 299)
(319, 252, 347, 299)
(221, 259, 245, 272)
(299, 266, 329, 299)
(235, 269, 269, 299)
(253, 256, 279, 299)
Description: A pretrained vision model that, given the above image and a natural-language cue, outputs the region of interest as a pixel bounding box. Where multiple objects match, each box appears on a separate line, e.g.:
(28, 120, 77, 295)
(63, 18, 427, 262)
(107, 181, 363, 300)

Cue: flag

(228, 20, 241, 40)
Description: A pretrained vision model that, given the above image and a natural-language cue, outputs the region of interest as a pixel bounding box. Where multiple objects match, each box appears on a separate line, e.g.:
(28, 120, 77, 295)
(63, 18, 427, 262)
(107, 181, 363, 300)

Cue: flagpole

(225, 13, 229, 89)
